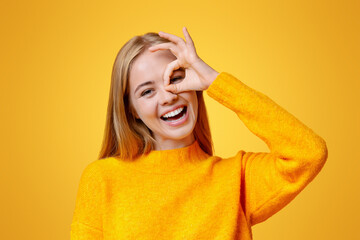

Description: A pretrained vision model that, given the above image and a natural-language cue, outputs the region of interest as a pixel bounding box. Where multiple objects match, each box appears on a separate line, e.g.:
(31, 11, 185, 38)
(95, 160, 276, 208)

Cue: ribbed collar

(119, 140, 210, 174)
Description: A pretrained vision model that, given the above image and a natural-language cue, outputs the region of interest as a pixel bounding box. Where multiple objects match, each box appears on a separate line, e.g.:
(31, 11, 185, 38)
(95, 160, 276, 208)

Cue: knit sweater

(70, 72, 328, 240)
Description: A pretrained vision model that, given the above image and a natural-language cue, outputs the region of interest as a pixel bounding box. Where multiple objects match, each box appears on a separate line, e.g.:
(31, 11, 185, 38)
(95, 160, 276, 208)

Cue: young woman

(71, 27, 328, 240)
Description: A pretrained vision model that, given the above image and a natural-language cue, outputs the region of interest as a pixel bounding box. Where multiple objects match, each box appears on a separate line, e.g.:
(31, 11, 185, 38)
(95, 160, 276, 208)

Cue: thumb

(165, 83, 184, 94)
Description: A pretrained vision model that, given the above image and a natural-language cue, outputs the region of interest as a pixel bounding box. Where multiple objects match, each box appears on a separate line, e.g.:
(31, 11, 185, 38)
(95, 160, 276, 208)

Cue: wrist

(206, 70, 220, 89)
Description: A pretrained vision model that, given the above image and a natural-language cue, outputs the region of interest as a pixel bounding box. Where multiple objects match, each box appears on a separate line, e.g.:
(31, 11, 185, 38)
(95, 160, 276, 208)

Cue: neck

(125, 139, 209, 174)
(154, 134, 195, 151)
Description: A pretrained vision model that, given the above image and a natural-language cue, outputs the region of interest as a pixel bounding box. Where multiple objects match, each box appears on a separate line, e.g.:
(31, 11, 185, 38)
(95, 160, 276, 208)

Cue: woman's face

(128, 48, 198, 150)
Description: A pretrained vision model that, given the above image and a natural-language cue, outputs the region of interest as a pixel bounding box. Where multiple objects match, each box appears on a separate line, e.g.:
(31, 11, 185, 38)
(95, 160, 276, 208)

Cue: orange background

(1, 0, 359, 239)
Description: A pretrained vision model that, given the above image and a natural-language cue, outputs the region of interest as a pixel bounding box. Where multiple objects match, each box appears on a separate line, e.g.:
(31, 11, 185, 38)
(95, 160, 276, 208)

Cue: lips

(160, 105, 186, 118)
(160, 105, 187, 121)
(160, 106, 189, 126)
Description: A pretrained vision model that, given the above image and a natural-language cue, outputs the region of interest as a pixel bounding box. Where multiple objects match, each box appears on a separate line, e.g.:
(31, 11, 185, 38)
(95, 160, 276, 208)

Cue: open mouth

(160, 106, 187, 122)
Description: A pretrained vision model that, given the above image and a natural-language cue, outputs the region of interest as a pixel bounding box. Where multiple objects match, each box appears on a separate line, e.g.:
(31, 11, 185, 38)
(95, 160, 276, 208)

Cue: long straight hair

(98, 32, 213, 161)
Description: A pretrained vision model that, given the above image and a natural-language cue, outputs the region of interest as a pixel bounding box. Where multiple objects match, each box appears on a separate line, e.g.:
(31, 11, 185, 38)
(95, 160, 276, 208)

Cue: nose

(159, 86, 178, 105)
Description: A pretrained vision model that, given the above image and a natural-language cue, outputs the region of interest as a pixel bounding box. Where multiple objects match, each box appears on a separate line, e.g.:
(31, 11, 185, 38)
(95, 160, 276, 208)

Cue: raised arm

(149, 28, 328, 226)
(206, 72, 328, 226)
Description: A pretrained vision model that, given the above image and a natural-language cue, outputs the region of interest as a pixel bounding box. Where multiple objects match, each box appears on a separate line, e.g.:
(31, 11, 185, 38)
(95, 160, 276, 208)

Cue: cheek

(194, 101, 199, 120)
(183, 92, 199, 116)
(134, 99, 158, 120)
(128, 96, 140, 118)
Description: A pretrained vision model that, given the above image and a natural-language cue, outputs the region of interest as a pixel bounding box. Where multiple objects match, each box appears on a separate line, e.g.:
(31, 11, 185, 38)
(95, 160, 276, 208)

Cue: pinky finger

(148, 42, 175, 52)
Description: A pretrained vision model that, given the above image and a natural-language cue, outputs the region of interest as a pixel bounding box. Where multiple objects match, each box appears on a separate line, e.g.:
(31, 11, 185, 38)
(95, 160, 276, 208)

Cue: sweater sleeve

(70, 161, 105, 240)
(206, 72, 328, 226)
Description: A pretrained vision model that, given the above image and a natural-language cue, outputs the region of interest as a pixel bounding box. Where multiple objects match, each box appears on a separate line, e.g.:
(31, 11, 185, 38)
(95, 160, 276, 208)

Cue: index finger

(163, 59, 181, 87)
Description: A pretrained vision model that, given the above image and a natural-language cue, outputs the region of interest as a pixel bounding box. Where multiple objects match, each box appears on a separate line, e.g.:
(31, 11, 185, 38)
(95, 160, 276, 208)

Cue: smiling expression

(128, 48, 198, 150)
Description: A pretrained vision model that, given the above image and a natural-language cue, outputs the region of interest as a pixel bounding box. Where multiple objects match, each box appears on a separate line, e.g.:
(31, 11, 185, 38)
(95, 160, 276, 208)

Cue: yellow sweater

(70, 72, 328, 240)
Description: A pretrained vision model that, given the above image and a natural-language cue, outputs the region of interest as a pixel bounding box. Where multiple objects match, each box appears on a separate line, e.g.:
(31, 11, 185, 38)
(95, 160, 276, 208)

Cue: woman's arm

(206, 72, 328, 226)
(150, 28, 328, 225)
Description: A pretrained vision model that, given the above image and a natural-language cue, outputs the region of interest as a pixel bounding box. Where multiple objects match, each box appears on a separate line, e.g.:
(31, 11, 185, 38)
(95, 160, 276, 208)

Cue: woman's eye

(170, 77, 183, 84)
(141, 89, 153, 97)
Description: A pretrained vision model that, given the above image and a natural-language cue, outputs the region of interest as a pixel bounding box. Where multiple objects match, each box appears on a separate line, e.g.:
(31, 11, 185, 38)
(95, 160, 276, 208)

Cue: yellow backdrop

(1, 0, 359, 239)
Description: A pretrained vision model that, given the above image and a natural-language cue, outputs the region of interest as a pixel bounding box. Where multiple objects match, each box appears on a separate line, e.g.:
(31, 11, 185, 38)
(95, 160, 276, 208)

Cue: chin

(155, 119, 197, 144)
(162, 125, 195, 140)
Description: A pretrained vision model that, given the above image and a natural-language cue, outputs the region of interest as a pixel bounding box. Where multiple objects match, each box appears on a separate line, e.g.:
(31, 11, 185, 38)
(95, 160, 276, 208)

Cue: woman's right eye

(141, 89, 153, 97)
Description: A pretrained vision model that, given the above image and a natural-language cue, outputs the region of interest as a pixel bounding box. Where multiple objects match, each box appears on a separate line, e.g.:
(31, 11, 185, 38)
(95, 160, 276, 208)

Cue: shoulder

(208, 150, 247, 168)
(80, 157, 118, 182)
(211, 150, 247, 160)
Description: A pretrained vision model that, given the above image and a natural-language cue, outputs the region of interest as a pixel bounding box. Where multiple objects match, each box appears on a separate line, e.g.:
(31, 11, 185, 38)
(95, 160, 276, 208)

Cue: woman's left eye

(170, 77, 183, 84)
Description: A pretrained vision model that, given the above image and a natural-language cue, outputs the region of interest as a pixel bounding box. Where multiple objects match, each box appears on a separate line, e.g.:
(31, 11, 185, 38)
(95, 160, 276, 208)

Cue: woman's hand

(148, 27, 219, 93)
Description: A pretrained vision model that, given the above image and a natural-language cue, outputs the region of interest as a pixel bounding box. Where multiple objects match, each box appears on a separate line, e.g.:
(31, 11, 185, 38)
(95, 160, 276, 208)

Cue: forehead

(129, 49, 177, 87)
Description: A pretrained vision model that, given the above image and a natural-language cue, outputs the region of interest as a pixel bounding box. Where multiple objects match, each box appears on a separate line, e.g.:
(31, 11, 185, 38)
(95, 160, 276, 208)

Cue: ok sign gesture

(148, 27, 219, 93)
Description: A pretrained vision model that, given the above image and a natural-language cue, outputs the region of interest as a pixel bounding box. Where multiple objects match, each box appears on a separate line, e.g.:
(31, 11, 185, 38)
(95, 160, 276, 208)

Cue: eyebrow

(134, 81, 154, 94)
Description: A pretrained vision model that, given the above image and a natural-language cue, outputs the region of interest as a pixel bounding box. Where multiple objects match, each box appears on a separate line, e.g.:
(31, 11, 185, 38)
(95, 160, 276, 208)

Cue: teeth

(162, 107, 184, 118)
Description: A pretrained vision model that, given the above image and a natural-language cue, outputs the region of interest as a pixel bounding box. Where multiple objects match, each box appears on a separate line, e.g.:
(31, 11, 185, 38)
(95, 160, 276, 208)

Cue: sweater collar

(122, 140, 210, 174)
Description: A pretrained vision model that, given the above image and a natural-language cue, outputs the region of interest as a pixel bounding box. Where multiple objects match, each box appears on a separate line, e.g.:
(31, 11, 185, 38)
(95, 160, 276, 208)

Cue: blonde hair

(98, 32, 213, 160)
